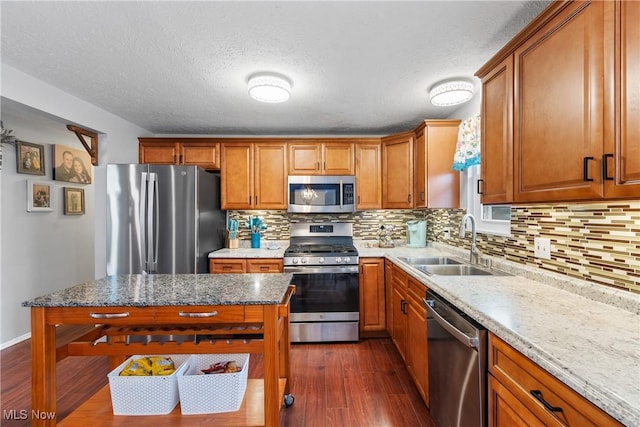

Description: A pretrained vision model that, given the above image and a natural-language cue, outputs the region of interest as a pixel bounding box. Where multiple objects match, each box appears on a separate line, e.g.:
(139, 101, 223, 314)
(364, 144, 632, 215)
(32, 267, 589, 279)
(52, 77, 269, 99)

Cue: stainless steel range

(284, 222, 359, 343)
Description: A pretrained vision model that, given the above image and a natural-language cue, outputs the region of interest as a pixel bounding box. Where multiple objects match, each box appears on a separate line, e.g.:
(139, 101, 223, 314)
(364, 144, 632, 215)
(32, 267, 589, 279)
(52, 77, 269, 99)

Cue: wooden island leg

(263, 304, 280, 427)
(30, 307, 57, 426)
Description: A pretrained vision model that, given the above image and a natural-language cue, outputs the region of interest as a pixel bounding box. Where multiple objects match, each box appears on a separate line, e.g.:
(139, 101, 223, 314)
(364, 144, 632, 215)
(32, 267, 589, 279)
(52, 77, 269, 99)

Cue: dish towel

(452, 113, 481, 171)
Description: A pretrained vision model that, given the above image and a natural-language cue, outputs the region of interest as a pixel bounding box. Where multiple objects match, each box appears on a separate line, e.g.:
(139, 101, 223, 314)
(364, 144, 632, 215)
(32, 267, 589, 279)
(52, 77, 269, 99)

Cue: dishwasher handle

(424, 298, 479, 349)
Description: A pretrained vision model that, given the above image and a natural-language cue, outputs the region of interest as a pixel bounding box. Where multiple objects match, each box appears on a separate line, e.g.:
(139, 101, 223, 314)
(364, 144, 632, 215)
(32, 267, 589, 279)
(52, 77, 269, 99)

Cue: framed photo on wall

(27, 180, 54, 212)
(53, 144, 92, 183)
(63, 187, 85, 215)
(16, 141, 46, 175)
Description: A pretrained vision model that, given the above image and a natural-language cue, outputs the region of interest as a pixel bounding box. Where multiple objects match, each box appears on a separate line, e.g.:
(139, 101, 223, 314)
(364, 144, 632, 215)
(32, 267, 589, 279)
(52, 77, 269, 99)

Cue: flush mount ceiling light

(429, 80, 474, 107)
(247, 73, 292, 103)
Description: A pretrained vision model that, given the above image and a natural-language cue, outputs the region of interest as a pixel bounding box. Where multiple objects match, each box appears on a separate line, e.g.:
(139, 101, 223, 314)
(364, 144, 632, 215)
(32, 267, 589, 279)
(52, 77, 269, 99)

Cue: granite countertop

(208, 240, 288, 258)
(22, 273, 294, 307)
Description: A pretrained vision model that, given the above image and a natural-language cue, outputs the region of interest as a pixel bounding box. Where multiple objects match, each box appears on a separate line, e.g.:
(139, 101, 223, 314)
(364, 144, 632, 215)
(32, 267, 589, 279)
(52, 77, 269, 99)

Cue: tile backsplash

(230, 201, 640, 293)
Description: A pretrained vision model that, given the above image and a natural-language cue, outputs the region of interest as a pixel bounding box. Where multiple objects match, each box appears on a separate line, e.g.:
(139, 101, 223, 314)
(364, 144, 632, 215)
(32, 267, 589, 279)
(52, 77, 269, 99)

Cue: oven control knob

(301, 258, 307, 264)
(344, 257, 350, 263)
(319, 257, 324, 263)
(335, 257, 342, 263)
(292, 258, 299, 264)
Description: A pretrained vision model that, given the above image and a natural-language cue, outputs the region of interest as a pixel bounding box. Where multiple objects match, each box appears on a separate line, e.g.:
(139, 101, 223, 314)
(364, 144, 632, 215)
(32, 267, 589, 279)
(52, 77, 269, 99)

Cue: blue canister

(251, 232, 261, 248)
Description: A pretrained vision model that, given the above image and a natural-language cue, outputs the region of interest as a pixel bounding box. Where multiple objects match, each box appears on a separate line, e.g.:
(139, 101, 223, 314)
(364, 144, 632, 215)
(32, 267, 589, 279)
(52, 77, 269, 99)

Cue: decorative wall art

(63, 187, 85, 215)
(53, 144, 92, 183)
(27, 180, 54, 212)
(16, 141, 46, 175)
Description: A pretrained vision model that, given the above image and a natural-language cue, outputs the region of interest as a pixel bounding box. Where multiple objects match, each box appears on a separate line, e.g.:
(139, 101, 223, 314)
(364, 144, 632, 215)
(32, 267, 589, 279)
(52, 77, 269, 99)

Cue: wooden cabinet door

(382, 132, 414, 208)
(406, 277, 428, 405)
(323, 142, 354, 175)
(605, 0, 640, 198)
(390, 269, 407, 359)
(139, 141, 178, 165)
(356, 143, 382, 209)
(254, 143, 287, 209)
(288, 143, 322, 175)
(489, 375, 547, 427)
(221, 143, 253, 210)
(514, 1, 605, 202)
(481, 57, 514, 204)
(180, 142, 220, 170)
(359, 258, 386, 333)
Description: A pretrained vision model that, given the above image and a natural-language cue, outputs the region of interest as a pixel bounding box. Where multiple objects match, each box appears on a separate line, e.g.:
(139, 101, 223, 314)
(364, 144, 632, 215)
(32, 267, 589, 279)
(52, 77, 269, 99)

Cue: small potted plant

(1, 121, 18, 169)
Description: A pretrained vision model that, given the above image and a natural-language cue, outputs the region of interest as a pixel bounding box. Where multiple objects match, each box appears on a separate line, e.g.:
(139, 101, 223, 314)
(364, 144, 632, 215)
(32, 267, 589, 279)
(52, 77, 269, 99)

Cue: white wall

(1, 64, 150, 347)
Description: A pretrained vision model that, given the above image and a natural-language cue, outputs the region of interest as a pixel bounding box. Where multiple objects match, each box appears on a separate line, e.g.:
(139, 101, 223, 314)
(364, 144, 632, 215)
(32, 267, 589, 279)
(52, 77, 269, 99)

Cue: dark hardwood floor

(1, 337, 435, 426)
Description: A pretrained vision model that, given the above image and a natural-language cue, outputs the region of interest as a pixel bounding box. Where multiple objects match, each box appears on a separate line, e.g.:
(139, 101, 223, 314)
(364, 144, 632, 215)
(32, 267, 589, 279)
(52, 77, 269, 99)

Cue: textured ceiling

(1, 1, 551, 136)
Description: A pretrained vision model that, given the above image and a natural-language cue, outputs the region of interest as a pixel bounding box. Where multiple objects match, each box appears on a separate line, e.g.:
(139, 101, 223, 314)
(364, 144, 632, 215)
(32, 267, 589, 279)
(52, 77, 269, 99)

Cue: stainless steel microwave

(287, 175, 356, 213)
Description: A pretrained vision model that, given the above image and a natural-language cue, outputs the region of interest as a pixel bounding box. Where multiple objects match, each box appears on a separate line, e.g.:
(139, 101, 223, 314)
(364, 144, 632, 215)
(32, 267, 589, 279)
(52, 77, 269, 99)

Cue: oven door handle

(284, 265, 359, 274)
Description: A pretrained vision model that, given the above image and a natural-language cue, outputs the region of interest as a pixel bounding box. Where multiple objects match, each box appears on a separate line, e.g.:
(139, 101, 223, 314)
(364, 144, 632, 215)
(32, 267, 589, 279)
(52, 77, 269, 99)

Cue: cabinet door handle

(420, 191, 425, 201)
(90, 311, 130, 319)
(407, 194, 412, 203)
(179, 154, 183, 164)
(477, 179, 484, 195)
(530, 390, 563, 413)
(602, 153, 614, 181)
(255, 195, 258, 205)
(316, 162, 320, 171)
(583, 156, 594, 181)
(178, 310, 219, 318)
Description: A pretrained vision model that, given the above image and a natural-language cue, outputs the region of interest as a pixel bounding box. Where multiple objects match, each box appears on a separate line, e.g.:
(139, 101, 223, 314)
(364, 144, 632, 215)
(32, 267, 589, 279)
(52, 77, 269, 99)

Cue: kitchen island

(22, 273, 295, 427)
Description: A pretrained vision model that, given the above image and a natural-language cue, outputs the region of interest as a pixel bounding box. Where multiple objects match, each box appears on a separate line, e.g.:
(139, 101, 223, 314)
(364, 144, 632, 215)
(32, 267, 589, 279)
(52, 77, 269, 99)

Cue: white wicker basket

(177, 354, 249, 415)
(107, 354, 189, 416)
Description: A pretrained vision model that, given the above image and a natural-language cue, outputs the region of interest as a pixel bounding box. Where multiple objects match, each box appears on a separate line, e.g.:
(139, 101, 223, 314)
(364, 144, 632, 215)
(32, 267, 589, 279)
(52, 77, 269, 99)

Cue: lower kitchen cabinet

(406, 276, 428, 405)
(488, 333, 622, 427)
(209, 258, 283, 274)
(386, 262, 429, 406)
(359, 258, 386, 335)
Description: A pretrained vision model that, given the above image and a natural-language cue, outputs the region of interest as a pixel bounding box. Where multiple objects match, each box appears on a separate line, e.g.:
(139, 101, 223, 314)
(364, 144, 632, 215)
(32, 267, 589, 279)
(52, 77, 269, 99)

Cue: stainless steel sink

(416, 264, 509, 276)
(398, 256, 461, 265)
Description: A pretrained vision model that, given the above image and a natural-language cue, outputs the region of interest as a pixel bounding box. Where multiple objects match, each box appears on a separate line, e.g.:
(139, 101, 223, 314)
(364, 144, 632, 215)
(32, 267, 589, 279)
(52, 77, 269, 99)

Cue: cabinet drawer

(209, 259, 246, 273)
(44, 307, 156, 325)
(154, 305, 246, 324)
(246, 259, 283, 273)
(489, 334, 621, 426)
(407, 276, 427, 303)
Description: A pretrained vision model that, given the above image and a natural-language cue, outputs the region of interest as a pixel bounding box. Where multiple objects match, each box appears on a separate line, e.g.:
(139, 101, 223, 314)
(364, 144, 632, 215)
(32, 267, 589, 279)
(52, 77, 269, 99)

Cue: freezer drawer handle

(178, 310, 219, 318)
(90, 312, 130, 319)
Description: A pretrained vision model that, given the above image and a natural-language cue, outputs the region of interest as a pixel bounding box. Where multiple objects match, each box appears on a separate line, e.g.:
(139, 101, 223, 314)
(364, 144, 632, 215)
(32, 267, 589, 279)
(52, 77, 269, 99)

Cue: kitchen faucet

(459, 213, 481, 264)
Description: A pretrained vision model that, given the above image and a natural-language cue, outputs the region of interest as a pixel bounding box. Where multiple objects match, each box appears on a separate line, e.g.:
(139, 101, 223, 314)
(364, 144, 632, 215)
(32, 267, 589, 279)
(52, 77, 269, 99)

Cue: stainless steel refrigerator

(106, 164, 225, 275)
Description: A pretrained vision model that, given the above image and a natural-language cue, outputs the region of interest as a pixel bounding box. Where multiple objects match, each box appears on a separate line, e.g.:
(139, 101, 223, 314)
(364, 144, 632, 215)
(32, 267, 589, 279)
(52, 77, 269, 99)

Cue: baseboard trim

(1, 332, 30, 350)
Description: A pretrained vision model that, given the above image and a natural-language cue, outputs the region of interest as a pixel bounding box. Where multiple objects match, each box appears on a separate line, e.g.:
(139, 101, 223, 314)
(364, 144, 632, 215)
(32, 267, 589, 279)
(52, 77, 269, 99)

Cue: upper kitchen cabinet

(477, 0, 639, 204)
(413, 120, 461, 208)
(220, 141, 287, 210)
(604, 0, 640, 198)
(513, 0, 605, 202)
(288, 141, 355, 175)
(479, 57, 514, 204)
(355, 142, 383, 210)
(382, 132, 414, 209)
(139, 138, 220, 170)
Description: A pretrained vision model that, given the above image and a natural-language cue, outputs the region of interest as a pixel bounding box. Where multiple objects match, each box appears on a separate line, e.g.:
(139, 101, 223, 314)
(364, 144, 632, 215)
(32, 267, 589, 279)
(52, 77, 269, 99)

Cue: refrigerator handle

(147, 172, 157, 272)
(152, 173, 160, 271)
(140, 172, 149, 272)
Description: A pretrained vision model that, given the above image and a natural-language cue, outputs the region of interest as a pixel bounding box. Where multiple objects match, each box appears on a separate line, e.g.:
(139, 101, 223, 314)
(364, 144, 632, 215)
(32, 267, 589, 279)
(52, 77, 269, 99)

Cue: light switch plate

(443, 227, 451, 239)
(534, 237, 551, 259)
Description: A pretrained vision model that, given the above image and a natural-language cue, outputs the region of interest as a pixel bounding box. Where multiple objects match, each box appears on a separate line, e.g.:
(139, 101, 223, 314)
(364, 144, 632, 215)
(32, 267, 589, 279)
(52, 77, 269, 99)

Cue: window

(463, 165, 512, 236)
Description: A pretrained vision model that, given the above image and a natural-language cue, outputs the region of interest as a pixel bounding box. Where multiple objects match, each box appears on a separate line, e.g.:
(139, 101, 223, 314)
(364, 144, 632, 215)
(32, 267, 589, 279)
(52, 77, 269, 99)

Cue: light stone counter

(207, 240, 639, 425)
(208, 240, 288, 259)
(361, 242, 639, 426)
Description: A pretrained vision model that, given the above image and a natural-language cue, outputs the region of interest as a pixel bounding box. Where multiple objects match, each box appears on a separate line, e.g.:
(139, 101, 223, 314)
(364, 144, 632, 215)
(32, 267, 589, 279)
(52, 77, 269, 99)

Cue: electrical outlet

(443, 227, 451, 239)
(534, 237, 551, 259)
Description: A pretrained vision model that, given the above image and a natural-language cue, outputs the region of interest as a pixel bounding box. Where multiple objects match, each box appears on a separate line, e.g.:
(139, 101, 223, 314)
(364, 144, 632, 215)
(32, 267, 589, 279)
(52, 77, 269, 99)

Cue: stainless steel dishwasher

(425, 290, 487, 427)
